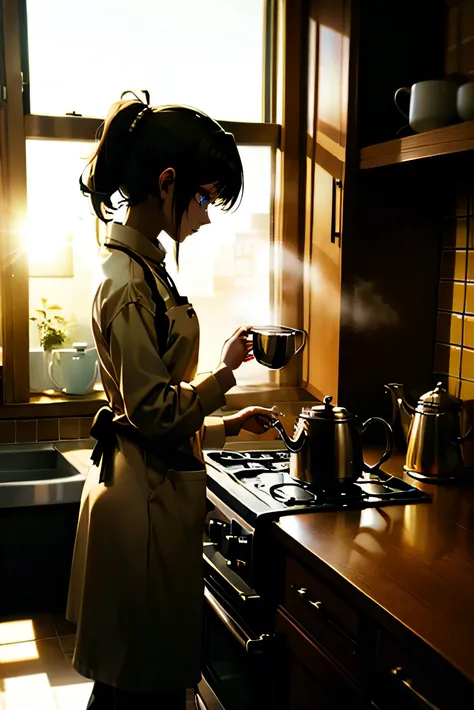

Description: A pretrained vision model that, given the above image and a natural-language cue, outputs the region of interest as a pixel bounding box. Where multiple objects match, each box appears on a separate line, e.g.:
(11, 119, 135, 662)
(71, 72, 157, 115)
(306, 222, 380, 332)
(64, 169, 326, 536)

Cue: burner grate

(205, 449, 431, 512)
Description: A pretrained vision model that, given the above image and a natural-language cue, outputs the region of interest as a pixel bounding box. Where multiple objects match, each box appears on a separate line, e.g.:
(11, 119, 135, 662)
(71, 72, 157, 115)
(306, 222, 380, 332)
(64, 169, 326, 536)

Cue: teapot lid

(418, 382, 461, 411)
(301, 395, 352, 420)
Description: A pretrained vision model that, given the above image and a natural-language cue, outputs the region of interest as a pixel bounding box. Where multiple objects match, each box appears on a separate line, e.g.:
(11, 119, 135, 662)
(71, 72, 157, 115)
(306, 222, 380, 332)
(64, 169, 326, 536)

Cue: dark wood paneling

(272, 449, 474, 701)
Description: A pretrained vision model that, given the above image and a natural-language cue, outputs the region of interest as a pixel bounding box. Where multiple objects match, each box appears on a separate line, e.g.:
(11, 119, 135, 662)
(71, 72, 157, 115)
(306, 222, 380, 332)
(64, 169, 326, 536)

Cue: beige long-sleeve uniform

(66, 223, 235, 692)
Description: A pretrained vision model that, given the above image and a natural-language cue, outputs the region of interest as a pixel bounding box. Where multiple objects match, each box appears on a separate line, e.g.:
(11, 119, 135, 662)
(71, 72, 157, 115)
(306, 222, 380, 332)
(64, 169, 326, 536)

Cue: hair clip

(129, 107, 152, 133)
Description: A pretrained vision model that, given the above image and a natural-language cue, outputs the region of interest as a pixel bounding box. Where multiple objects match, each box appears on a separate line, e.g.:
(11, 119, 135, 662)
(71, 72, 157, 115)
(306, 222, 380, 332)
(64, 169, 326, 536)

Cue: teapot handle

(455, 424, 474, 446)
(360, 417, 394, 473)
(84, 360, 100, 393)
(48, 355, 63, 391)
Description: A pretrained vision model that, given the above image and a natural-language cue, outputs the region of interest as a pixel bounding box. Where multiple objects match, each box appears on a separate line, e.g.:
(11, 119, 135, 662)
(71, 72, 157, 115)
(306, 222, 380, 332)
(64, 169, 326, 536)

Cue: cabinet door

(276, 608, 368, 710)
(304, 0, 351, 400)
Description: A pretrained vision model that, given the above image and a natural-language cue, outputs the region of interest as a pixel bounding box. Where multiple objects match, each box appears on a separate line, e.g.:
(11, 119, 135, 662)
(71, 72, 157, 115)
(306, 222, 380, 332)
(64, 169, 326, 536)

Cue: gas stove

(204, 449, 430, 528)
(199, 450, 431, 710)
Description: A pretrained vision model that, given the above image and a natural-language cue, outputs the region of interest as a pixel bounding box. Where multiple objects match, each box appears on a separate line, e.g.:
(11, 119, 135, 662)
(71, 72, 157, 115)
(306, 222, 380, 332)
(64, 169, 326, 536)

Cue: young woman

(65, 93, 277, 710)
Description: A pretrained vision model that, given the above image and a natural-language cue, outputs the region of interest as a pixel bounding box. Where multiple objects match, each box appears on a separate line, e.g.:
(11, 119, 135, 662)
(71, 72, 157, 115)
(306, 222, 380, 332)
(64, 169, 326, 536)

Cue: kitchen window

(0, 0, 305, 412)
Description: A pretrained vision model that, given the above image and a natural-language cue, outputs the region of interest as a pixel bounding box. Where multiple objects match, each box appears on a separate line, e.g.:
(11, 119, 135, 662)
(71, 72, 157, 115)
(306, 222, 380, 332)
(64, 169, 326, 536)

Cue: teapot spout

(271, 419, 306, 454)
(384, 383, 416, 452)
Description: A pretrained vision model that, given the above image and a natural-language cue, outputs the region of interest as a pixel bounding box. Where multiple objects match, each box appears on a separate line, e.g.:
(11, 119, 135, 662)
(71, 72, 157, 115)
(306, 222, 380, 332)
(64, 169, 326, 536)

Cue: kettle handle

(48, 355, 62, 391)
(360, 417, 394, 473)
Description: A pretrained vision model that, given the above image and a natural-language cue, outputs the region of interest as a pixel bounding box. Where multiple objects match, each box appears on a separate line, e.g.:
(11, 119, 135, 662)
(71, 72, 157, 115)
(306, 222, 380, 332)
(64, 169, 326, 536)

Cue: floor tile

(58, 636, 75, 659)
(52, 681, 93, 710)
(0, 637, 88, 685)
(0, 615, 56, 646)
(51, 614, 76, 638)
(0, 637, 91, 710)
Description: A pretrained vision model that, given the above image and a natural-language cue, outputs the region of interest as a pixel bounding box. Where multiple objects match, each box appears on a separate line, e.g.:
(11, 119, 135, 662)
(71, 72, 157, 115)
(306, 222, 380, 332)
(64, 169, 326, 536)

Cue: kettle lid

(418, 382, 461, 411)
(302, 395, 352, 420)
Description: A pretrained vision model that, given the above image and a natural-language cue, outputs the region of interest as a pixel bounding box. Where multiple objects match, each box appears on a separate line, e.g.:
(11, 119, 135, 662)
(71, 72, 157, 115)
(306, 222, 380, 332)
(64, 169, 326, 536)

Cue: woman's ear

(159, 167, 176, 199)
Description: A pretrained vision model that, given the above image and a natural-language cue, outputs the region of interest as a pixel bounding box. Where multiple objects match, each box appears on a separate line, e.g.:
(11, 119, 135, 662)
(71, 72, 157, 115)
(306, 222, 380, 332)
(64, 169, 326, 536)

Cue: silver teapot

(385, 382, 473, 481)
(271, 396, 393, 491)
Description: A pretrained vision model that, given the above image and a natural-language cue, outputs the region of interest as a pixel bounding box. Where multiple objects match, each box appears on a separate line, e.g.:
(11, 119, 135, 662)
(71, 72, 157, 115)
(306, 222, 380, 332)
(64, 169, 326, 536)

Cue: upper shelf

(359, 121, 474, 169)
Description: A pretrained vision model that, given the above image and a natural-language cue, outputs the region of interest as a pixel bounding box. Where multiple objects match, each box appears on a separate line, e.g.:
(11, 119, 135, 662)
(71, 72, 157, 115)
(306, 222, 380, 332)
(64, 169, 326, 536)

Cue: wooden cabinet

(283, 555, 360, 677)
(276, 609, 368, 710)
(369, 629, 474, 710)
(302, 0, 448, 421)
(273, 538, 474, 710)
(303, 0, 352, 401)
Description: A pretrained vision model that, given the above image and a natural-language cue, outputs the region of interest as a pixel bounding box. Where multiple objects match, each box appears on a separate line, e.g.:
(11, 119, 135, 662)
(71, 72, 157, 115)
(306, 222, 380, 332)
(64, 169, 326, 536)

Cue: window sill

(0, 389, 107, 419)
(0, 385, 317, 420)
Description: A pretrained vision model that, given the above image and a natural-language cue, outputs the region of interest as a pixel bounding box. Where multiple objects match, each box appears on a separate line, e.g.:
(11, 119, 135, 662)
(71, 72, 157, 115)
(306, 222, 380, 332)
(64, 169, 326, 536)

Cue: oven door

(197, 545, 276, 710)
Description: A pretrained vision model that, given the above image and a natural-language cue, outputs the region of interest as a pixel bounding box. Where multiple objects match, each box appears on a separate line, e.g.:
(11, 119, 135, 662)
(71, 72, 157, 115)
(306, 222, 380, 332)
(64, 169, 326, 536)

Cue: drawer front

(283, 555, 361, 675)
(372, 629, 471, 710)
(276, 608, 368, 710)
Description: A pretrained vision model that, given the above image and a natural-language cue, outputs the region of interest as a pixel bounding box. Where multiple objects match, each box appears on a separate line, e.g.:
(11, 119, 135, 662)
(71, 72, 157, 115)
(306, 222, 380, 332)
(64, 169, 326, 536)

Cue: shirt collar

(106, 223, 167, 265)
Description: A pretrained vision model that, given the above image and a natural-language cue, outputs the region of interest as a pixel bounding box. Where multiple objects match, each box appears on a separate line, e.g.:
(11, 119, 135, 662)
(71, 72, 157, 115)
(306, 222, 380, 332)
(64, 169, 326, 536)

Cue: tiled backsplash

(0, 417, 93, 444)
(435, 183, 474, 405)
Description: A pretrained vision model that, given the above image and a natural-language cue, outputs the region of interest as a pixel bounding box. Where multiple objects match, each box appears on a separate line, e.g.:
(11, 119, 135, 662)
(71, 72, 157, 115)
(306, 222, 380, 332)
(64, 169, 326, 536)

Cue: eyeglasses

(195, 191, 211, 208)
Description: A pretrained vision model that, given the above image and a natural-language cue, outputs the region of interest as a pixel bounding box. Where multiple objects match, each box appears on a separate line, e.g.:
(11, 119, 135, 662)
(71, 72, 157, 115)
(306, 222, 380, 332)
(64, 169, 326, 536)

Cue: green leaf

(48, 305, 62, 311)
(35, 310, 46, 317)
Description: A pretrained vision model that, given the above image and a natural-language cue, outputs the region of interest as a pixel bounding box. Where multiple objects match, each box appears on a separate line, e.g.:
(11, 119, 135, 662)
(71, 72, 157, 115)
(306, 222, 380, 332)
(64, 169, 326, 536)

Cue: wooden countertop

(273, 450, 474, 683)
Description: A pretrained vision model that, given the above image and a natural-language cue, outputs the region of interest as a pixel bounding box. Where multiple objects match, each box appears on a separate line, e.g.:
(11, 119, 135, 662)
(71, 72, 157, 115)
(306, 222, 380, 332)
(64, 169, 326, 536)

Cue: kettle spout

(384, 383, 416, 452)
(271, 419, 306, 454)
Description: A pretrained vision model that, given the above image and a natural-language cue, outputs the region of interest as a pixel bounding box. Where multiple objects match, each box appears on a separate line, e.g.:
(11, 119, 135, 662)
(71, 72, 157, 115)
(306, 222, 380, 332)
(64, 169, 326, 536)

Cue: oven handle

(204, 543, 260, 602)
(204, 586, 272, 655)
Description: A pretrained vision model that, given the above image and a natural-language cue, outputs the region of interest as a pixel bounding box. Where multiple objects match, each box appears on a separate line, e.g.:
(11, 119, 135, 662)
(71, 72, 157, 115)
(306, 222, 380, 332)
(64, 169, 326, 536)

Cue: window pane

(26, 141, 271, 391)
(162, 146, 272, 386)
(26, 0, 265, 122)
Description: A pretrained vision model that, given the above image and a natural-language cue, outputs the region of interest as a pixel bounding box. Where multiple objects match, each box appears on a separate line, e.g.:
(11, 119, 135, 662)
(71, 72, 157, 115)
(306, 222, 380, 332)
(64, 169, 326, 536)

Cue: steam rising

(341, 279, 398, 331)
(275, 247, 398, 332)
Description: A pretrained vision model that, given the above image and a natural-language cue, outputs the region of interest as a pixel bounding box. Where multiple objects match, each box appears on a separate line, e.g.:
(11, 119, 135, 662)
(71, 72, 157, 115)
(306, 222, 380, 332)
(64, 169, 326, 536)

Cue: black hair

(80, 92, 244, 235)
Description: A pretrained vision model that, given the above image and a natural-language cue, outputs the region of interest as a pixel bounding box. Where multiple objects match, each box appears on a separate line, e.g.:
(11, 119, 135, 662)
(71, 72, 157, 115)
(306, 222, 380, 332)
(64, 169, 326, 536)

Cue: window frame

(0, 0, 310, 417)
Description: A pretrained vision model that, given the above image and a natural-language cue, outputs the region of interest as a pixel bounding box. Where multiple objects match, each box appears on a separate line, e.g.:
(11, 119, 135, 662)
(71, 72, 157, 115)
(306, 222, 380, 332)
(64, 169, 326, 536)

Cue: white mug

(394, 80, 458, 133)
(457, 82, 474, 122)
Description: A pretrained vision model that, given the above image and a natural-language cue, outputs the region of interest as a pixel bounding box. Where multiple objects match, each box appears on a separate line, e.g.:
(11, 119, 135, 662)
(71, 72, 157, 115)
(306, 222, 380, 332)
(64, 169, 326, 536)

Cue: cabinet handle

(292, 585, 356, 645)
(391, 667, 440, 710)
(331, 178, 343, 243)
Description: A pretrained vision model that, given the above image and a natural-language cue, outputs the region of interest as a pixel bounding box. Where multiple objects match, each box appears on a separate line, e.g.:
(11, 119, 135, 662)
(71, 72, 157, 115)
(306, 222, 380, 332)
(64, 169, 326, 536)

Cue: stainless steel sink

(0, 442, 91, 508)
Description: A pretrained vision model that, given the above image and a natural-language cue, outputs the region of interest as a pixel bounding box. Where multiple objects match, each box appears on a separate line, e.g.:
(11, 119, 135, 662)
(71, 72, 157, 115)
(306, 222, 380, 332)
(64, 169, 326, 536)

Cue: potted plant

(29, 299, 69, 391)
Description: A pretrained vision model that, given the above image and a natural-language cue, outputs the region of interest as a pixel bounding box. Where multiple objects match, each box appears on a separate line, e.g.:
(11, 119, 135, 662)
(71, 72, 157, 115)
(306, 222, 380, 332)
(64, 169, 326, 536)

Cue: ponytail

(80, 92, 244, 229)
(80, 98, 147, 221)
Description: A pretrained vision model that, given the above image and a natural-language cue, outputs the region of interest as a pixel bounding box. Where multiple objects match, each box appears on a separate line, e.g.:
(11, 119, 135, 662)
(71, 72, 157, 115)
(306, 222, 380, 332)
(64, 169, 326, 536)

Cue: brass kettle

(385, 382, 473, 481)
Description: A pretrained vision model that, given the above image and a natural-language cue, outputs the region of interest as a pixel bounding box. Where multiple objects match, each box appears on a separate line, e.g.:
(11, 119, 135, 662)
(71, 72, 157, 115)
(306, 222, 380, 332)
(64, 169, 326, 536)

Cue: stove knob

(225, 534, 251, 567)
(236, 536, 251, 565)
(208, 519, 228, 546)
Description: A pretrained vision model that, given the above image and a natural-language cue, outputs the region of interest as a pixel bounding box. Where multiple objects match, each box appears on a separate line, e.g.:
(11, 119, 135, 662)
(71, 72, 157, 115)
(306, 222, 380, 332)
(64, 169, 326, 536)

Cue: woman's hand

(220, 325, 253, 371)
(223, 406, 284, 437)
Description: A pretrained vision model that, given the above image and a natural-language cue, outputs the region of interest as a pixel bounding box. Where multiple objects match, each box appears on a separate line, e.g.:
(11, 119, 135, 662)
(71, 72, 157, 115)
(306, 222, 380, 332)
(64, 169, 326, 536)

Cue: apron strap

(106, 242, 171, 355)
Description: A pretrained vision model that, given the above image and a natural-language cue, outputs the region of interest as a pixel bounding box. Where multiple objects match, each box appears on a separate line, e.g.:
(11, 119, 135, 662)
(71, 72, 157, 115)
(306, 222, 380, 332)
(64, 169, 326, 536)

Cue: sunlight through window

(3, 673, 56, 710)
(0, 620, 35, 647)
(0, 641, 39, 664)
(25, 0, 265, 122)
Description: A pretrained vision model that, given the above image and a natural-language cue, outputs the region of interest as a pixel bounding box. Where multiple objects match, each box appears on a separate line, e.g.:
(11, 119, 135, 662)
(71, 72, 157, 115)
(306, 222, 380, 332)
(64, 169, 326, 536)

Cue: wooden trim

(1, 0, 29, 403)
(0, 385, 317, 419)
(359, 121, 474, 170)
(24, 114, 281, 147)
(273, 0, 308, 388)
(0, 392, 106, 419)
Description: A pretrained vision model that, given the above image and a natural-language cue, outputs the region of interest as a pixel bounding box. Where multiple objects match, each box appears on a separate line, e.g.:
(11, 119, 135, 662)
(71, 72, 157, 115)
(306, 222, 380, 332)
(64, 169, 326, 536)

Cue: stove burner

(205, 449, 431, 514)
(269, 482, 319, 506)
